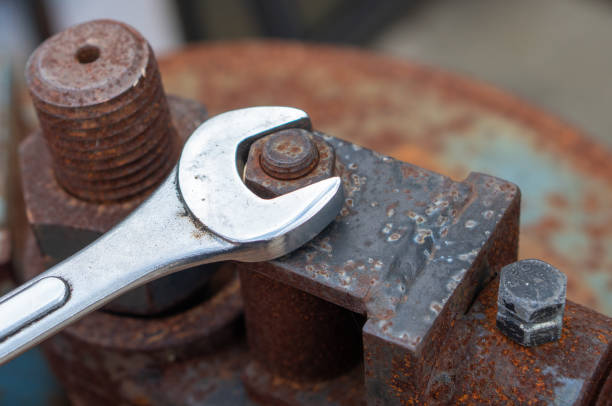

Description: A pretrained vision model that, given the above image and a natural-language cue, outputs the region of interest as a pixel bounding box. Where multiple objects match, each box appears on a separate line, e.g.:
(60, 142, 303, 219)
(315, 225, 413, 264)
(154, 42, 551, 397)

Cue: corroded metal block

(430, 279, 611, 405)
(239, 136, 522, 404)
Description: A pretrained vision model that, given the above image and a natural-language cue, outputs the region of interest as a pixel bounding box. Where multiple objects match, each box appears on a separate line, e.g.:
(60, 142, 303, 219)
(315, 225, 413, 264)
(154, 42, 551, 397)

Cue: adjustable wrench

(0, 106, 344, 364)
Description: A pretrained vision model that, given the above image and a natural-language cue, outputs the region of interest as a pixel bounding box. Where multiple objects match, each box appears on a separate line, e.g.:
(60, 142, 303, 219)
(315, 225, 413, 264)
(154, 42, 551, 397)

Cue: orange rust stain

(547, 193, 569, 209)
(582, 192, 601, 213)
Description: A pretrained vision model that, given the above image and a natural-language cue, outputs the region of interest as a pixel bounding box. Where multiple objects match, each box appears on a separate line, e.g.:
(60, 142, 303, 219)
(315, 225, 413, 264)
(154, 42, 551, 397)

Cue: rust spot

(548, 193, 569, 209)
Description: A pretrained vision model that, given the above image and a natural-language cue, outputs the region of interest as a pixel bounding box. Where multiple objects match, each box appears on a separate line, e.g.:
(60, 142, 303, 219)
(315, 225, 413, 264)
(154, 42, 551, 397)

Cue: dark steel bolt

(25, 19, 177, 202)
(260, 129, 319, 180)
(496, 259, 567, 346)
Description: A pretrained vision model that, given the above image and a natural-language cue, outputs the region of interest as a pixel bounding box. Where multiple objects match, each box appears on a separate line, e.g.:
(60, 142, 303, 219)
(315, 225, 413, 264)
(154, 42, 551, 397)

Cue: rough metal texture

(239, 132, 521, 404)
(240, 269, 366, 406)
(260, 128, 319, 179)
(250, 137, 522, 405)
(497, 259, 567, 346)
(244, 131, 335, 198)
(15, 41, 612, 405)
(240, 268, 363, 382)
(26, 19, 176, 203)
(496, 312, 563, 348)
(243, 361, 366, 406)
(20, 96, 212, 315)
(158, 41, 612, 316)
(427, 278, 612, 405)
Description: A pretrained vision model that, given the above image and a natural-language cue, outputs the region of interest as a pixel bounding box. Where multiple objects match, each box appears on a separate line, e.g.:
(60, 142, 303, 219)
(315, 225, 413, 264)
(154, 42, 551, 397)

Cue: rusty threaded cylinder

(25, 19, 177, 202)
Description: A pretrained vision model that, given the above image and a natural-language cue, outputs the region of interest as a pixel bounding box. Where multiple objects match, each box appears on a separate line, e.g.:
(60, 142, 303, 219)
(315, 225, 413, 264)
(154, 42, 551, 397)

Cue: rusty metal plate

(236, 130, 529, 404)
(157, 41, 612, 316)
(431, 278, 611, 405)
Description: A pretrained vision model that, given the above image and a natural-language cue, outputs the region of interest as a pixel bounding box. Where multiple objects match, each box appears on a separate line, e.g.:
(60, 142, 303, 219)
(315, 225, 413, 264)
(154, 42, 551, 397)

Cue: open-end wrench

(0, 106, 344, 365)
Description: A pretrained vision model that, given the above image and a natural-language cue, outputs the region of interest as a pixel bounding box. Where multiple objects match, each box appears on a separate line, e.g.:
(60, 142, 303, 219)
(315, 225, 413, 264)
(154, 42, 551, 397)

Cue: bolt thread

(260, 129, 319, 180)
(26, 20, 177, 202)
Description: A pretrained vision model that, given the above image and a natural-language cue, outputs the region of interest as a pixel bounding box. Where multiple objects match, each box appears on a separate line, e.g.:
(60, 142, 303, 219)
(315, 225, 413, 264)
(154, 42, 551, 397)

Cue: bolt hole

(75, 45, 100, 64)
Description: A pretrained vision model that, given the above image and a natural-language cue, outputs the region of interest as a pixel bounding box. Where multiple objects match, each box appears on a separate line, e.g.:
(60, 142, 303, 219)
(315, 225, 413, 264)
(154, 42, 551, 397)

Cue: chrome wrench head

(0, 106, 343, 364)
(178, 106, 344, 261)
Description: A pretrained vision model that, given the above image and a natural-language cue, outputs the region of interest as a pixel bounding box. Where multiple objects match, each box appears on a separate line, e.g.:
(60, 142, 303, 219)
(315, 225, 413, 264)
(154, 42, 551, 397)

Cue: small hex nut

(496, 259, 567, 346)
(496, 311, 563, 347)
(244, 131, 335, 198)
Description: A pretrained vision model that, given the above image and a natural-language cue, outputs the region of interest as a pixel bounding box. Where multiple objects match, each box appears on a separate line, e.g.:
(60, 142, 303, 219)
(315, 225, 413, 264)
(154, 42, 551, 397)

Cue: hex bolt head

(244, 130, 335, 199)
(496, 259, 567, 346)
(260, 128, 319, 180)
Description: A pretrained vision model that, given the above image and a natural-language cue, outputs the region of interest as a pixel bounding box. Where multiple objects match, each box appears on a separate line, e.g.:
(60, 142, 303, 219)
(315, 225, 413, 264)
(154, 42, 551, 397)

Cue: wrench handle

(0, 277, 69, 341)
(0, 173, 234, 364)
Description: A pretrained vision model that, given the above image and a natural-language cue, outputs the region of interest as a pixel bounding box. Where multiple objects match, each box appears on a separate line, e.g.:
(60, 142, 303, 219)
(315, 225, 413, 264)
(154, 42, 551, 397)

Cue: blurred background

(0, 0, 611, 404)
(2, 0, 612, 147)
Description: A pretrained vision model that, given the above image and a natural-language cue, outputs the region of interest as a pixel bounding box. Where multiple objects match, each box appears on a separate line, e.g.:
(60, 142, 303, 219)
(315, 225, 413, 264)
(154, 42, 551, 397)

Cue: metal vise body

(21, 133, 611, 405)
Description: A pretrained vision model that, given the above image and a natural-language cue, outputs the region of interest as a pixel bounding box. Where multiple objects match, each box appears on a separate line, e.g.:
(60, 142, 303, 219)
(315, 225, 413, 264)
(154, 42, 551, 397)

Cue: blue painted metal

(0, 348, 67, 406)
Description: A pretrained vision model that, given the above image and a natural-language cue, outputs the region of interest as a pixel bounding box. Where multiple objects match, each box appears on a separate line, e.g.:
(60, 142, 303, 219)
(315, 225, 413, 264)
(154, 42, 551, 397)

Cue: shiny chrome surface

(0, 277, 68, 341)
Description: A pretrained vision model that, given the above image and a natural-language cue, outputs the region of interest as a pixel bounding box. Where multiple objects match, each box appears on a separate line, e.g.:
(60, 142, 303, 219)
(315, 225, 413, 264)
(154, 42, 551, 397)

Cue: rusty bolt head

(496, 259, 566, 346)
(244, 130, 335, 198)
(260, 129, 319, 180)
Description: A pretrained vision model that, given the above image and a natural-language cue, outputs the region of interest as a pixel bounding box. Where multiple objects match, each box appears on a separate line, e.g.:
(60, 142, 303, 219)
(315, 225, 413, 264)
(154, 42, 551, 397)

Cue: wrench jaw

(230, 176, 344, 262)
(178, 106, 344, 262)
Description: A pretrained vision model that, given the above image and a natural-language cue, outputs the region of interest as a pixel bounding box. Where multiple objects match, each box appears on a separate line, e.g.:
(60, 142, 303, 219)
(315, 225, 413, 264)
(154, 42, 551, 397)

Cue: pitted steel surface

(260, 129, 319, 180)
